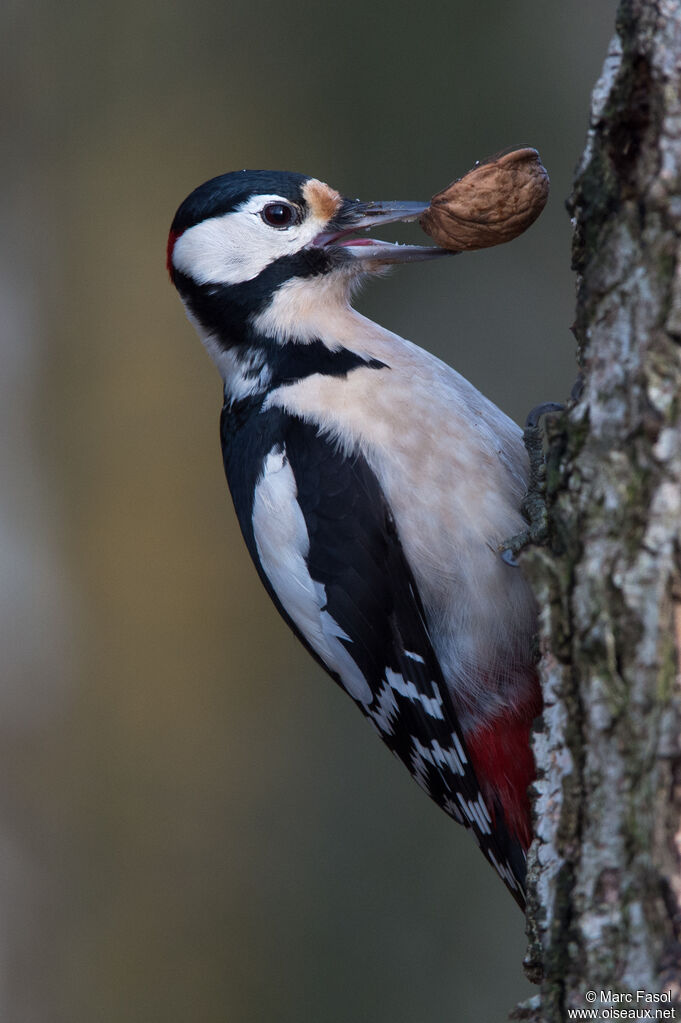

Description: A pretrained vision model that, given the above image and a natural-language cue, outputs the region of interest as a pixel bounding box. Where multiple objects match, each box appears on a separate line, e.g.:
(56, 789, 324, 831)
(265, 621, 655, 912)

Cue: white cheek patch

(252, 446, 373, 704)
(172, 193, 329, 287)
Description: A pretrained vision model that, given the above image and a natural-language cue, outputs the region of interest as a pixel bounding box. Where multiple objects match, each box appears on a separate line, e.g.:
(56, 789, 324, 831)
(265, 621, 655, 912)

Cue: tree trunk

(517, 2, 681, 1018)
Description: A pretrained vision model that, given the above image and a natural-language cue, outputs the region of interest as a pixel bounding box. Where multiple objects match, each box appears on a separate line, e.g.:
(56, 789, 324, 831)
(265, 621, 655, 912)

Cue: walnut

(419, 147, 549, 251)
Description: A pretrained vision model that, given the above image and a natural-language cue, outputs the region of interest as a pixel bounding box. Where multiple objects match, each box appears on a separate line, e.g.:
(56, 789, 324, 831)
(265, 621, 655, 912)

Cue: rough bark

(516, 2, 681, 1019)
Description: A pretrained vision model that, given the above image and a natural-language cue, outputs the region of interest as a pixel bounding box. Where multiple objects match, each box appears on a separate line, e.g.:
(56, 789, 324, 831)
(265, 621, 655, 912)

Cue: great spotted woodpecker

(167, 170, 541, 908)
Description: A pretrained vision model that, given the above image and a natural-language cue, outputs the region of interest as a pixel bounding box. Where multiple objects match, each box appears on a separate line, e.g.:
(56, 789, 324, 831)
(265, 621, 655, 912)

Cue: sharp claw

(524, 401, 564, 430)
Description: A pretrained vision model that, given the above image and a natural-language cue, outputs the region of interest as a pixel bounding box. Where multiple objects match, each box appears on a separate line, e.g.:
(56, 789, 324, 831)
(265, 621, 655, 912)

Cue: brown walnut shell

(419, 147, 549, 251)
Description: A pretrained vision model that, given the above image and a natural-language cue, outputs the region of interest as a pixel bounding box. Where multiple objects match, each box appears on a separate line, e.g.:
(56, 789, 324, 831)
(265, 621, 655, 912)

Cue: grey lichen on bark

(516, 2, 681, 1019)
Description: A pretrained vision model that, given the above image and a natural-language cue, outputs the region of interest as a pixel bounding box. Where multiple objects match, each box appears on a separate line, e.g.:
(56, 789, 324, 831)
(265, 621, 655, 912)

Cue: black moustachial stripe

(173, 244, 352, 344)
(252, 339, 386, 394)
(220, 404, 527, 907)
(175, 251, 387, 398)
(174, 249, 385, 397)
(213, 338, 386, 412)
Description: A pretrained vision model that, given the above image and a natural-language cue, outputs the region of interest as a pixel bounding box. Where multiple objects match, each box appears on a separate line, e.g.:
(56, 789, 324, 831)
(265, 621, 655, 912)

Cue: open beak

(314, 199, 453, 265)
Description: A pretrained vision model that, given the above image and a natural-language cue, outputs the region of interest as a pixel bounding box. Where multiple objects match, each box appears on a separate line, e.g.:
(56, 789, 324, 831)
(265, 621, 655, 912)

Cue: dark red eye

(261, 202, 296, 228)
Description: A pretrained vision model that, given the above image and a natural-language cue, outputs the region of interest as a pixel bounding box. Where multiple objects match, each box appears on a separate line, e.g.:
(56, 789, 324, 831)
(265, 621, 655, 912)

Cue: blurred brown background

(2, 2, 616, 1020)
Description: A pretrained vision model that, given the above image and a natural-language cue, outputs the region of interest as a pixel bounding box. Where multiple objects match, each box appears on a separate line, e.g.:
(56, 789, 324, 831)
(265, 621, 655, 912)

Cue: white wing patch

(252, 445, 373, 704)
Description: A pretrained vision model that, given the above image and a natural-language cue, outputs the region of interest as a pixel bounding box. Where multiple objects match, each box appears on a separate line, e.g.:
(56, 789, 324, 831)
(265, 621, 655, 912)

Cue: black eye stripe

(261, 202, 298, 229)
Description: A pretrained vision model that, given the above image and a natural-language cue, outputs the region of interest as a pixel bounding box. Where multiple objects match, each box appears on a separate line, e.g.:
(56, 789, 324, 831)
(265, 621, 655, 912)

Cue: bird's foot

(499, 401, 565, 563)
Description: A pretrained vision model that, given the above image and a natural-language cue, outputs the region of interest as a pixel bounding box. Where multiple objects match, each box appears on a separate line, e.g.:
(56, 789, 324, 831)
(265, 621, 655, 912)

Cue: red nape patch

(166, 228, 183, 281)
(466, 681, 542, 851)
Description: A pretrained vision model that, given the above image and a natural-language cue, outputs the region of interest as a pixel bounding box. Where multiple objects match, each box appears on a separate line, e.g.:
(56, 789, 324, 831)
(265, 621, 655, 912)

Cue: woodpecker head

(168, 170, 449, 352)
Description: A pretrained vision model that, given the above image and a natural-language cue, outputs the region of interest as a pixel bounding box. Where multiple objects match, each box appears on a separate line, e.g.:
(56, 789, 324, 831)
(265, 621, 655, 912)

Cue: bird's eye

(261, 203, 297, 229)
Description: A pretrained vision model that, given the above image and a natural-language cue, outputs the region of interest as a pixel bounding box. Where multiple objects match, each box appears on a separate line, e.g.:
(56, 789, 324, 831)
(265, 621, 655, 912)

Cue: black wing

(222, 406, 526, 906)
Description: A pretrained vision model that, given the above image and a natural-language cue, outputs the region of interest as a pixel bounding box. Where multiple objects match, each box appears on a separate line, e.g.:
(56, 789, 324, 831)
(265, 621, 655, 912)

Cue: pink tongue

(339, 237, 377, 247)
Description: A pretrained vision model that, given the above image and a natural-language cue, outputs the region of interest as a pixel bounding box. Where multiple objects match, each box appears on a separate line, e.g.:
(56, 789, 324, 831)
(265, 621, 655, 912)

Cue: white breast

(263, 307, 536, 729)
